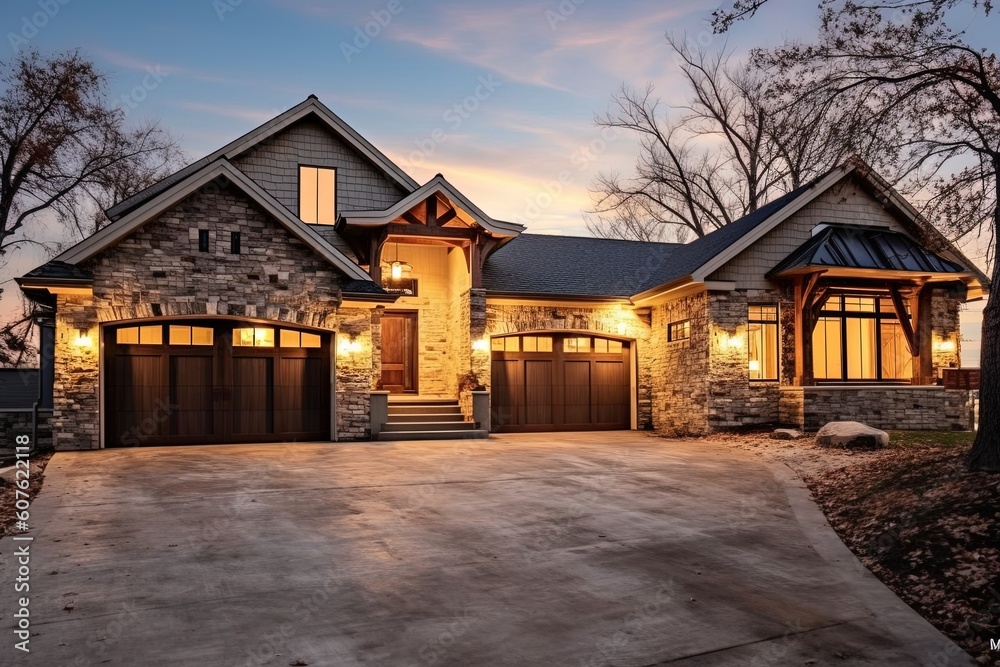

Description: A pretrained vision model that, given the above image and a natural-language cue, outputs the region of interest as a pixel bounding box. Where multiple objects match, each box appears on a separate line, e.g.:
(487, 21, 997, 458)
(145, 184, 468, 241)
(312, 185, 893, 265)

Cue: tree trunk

(968, 195, 1000, 472)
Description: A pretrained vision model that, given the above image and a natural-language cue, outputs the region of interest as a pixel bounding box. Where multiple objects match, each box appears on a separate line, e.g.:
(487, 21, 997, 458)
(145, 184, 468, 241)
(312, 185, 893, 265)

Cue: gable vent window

(230, 231, 241, 255)
(299, 166, 336, 224)
(198, 230, 210, 252)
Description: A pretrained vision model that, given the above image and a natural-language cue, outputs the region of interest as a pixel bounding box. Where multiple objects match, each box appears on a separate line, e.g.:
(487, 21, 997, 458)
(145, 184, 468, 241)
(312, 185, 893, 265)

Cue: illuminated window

(492, 337, 505, 351)
(233, 327, 274, 347)
(279, 330, 322, 348)
(812, 295, 912, 381)
(504, 337, 519, 352)
(522, 336, 553, 353)
(563, 337, 590, 353)
(169, 325, 214, 346)
(116, 325, 163, 345)
(299, 166, 336, 224)
(139, 325, 162, 345)
(748, 305, 779, 381)
(116, 327, 139, 344)
(667, 320, 690, 342)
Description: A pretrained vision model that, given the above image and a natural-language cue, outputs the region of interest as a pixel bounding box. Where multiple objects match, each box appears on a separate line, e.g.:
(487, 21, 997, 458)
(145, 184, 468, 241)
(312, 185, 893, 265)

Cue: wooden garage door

(105, 322, 330, 447)
(491, 333, 630, 432)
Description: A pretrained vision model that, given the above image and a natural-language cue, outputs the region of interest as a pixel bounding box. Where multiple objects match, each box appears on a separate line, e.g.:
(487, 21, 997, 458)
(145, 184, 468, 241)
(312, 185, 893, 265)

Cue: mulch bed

(0, 450, 53, 539)
(804, 447, 1000, 665)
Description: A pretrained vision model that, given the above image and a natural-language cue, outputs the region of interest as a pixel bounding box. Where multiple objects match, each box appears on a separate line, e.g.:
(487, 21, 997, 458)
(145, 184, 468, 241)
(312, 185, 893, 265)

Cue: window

(115, 325, 162, 345)
(748, 305, 779, 381)
(230, 231, 241, 255)
(594, 338, 623, 354)
(279, 329, 322, 348)
(521, 336, 553, 352)
(812, 295, 912, 381)
(299, 166, 336, 224)
(198, 230, 210, 252)
(233, 327, 274, 347)
(169, 325, 214, 346)
(668, 320, 690, 342)
(563, 337, 590, 353)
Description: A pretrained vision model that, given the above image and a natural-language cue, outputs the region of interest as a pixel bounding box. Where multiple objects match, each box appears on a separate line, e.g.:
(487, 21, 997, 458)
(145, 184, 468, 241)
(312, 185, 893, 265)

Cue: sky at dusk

(0, 0, 993, 363)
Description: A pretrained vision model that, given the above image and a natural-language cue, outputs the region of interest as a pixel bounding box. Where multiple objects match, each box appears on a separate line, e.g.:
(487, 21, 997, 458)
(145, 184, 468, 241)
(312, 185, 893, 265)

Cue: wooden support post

(794, 277, 816, 386)
(426, 196, 438, 227)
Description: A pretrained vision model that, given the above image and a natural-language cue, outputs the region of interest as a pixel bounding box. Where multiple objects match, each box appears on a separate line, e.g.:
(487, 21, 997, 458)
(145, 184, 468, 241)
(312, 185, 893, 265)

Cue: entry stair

(378, 397, 488, 441)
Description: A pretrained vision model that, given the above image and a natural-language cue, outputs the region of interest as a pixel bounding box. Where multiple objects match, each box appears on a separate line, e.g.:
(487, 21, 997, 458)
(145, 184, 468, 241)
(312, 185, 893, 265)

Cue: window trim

(298, 164, 338, 225)
(748, 304, 779, 382)
(813, 294, 912, 383)
(667, 319, 691, 343)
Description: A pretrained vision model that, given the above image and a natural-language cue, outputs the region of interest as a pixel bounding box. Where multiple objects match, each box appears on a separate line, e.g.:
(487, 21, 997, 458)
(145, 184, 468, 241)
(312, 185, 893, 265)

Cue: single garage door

(105, 321, 330, 447)
(491, 332, 631, 432)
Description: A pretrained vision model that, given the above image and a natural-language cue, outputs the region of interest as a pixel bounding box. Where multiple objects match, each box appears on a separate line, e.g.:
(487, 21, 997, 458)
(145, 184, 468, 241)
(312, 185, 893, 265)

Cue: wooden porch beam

(888, 286, 917, 356)
(426, 196, 438, 227)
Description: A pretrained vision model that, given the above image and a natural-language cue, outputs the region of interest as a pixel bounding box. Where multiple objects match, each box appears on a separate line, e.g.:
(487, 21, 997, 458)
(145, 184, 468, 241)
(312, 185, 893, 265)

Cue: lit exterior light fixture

(337, 335, 364, 357)
(472, 337, 490, 352)
(74, 328, 92, 348)
(384, 242, 411, 281)
(748, 360, 761, 372)
(934, 338, 957, 353)
(727, 335, 743, 349)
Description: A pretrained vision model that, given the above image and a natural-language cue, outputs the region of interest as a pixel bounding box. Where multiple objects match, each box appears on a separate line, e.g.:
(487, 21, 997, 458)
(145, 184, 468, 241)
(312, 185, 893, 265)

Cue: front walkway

(0, 433, 971, 666)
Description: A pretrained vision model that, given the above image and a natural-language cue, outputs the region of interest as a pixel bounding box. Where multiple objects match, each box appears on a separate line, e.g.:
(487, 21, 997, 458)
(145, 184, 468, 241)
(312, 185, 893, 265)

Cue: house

(16, 96, 987, 450)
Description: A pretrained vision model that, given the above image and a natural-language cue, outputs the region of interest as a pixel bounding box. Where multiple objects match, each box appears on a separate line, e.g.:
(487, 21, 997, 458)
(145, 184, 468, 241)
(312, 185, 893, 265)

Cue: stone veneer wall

(780, 386, 972, 431)
(53, 178, 379, 450)
(485, 301, 652, 428)
(0, 410, 53, 452)
(931, 290, 962, 375)
(649, 292, 709, 435)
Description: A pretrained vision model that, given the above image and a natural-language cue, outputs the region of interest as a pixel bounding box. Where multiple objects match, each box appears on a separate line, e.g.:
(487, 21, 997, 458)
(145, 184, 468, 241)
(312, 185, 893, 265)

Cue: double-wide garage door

(491, 333, 631, 432)
(105, 321, 330, 447)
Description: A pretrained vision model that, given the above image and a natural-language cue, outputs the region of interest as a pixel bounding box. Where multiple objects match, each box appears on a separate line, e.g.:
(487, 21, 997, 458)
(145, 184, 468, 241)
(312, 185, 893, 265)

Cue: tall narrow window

(198, 229, 210, 252)
(230, 231, 241, 255)
(299, 166, 336, 224)
(748, 305, 779, 380)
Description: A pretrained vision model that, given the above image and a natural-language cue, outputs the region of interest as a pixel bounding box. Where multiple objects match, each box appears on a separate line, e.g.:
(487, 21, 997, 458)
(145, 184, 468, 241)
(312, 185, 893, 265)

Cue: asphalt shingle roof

(482, 179, 818, 298)
(481, 235, 684, 297)
(21, 261, 93, 281)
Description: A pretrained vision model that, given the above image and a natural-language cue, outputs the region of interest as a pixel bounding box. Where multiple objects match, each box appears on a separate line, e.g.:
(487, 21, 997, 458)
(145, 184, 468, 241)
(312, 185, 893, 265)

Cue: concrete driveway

(0, 432, 971, 666)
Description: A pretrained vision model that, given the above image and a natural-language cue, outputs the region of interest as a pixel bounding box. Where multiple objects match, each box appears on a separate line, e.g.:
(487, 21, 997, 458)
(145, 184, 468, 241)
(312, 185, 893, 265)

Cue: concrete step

(387, 413, 465, 423)
(377, 430, 489, 441)
(387, 397, 459, 405)
(382, 421, 477, 432)
(389, 405, 462, 415)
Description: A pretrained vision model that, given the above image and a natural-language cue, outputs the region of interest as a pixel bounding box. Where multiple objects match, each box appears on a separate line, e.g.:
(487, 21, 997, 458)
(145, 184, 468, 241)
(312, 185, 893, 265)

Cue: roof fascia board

(221, 100, 418, 192)
(692, 165, 856, 283)
(486, 293, 633, 307)
(55, 161, 374, 282)
(341, 176, 524, 236)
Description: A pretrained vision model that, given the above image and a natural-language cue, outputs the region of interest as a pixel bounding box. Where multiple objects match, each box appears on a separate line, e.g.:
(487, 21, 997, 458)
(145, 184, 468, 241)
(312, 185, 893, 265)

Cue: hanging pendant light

(387, 242, 411, 281)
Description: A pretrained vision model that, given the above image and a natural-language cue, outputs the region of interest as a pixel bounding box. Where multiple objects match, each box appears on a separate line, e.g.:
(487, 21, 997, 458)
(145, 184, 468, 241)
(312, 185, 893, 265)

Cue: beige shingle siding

(232, 118, 408, 216)
(709, 175, 909, 289)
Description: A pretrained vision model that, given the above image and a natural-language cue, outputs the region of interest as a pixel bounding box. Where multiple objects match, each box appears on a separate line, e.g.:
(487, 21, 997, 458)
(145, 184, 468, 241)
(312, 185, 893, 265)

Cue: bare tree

(0, 49, 184, 366)
(590, 39, 858, 241)
(718, 0, 1000, 471)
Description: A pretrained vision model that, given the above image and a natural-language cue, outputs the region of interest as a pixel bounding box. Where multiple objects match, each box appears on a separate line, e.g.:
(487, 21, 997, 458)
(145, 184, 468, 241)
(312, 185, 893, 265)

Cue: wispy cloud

(171, 101, 282, 125)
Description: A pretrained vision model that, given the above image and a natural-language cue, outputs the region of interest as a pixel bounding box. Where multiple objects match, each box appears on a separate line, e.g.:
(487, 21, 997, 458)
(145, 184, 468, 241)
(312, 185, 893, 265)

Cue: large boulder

(815, 421, 888, 450)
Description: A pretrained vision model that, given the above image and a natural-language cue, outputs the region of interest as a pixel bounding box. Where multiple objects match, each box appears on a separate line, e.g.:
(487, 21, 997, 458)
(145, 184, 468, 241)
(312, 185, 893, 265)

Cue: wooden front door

(381, 312, 418, 393)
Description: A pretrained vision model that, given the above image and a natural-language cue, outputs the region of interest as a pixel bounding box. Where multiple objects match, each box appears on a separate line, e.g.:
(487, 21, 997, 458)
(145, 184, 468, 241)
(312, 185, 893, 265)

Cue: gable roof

(338, 174, 525, 236)
(767, 224, 969, 277)
(482, 234, 682, 297)
(106, 96, 419, 221)
(51, 159, 375, 283)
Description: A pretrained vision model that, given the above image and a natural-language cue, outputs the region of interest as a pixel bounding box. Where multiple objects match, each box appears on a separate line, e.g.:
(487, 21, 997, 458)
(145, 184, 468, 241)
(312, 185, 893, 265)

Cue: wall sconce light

(337, 335, 363, 357)
(616, 321, 628, 336)
(74, 328, 92, 348)
(472, 337, 490, 352)
(934, 338, 957, 353)
(727, 335, 744, 349)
